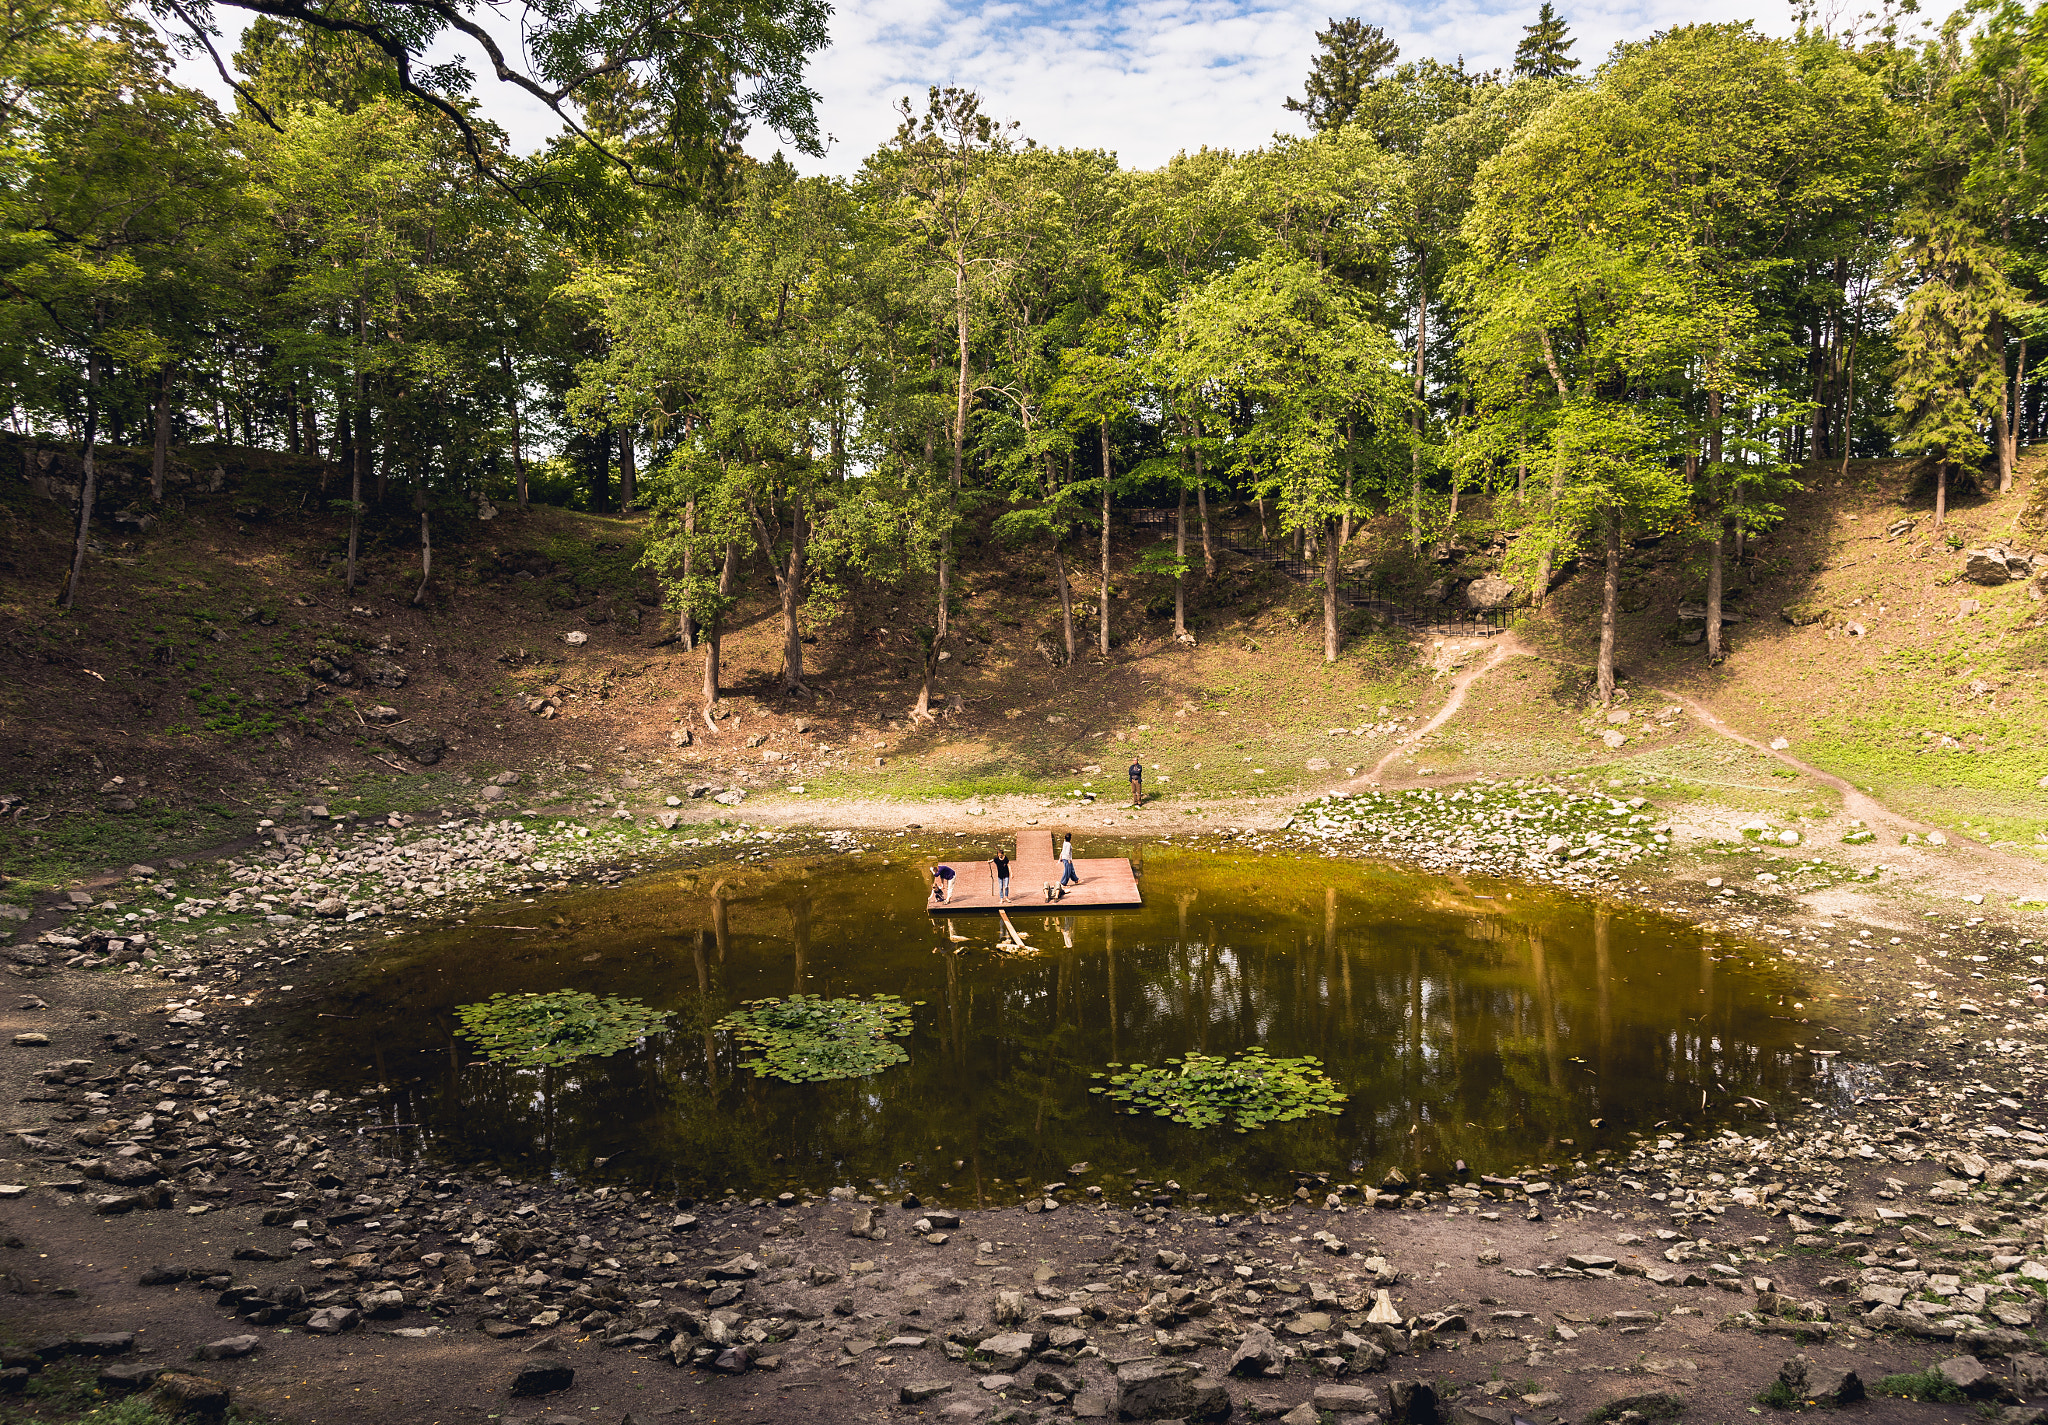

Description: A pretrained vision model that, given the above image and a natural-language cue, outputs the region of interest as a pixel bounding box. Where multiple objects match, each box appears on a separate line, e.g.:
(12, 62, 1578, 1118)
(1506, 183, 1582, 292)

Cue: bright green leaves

(455, 991, 672, 1067)
(1090, 1048, 1349, 1133)
(718, 994, 917, 1083)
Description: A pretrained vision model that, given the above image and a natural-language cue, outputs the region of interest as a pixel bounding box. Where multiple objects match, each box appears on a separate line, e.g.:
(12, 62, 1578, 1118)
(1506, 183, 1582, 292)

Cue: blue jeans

(1059, 861, 1078, 886)
(997, 876, 1010, 898)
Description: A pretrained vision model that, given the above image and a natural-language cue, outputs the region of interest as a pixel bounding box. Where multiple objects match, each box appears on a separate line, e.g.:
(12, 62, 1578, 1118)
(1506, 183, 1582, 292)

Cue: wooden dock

(926, 829, 1141, 913)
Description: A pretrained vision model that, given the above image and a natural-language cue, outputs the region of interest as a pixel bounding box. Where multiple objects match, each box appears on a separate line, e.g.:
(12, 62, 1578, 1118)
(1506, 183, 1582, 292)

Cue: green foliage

(1090, 1047, 1348, 1132)
(718, 994, 917, 1082)
(454, 991, 672, 1067)
(1874, 1368, 1966, 1404)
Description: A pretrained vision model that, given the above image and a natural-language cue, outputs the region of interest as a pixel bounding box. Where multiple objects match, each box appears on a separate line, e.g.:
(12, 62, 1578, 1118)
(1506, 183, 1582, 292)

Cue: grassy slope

(4, 435, 2042, 901)
(1507, 452, 2048, 855)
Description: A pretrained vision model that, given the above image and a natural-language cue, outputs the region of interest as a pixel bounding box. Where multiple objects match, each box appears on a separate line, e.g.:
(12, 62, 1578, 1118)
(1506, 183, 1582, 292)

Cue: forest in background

(5, 0, 2045, 710)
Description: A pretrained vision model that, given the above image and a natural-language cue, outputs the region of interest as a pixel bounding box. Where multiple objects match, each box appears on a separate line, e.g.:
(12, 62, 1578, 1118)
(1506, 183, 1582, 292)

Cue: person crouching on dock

(930, 864, 956, 902)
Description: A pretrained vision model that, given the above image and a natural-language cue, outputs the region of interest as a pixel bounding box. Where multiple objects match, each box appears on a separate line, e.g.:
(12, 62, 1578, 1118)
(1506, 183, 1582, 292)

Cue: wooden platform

(926, 829, 1142, 913)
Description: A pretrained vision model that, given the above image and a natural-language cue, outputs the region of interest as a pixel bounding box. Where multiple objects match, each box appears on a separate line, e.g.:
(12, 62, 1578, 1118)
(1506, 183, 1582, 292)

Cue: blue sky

(173, 0, 1801, 175)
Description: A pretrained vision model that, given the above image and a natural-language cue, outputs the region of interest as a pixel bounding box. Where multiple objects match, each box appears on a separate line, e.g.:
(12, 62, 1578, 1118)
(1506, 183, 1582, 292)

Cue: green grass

(0, 804, 249, 898)
(1873, 1367, 1966, 1403)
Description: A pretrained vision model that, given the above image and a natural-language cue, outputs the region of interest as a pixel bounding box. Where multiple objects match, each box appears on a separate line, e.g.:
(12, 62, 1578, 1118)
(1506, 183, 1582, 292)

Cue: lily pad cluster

(1091, 1048, 1348, 1132)
(455, 990, 672, 1067)
(718, 994, 917, 1083)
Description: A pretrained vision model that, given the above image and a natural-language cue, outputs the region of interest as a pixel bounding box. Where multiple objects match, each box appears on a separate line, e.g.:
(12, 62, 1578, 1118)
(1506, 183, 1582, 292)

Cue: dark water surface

(283, 845, 1839, 1203)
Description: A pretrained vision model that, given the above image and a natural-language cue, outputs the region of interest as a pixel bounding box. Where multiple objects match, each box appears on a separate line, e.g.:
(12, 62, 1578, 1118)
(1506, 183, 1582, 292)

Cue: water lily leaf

(455, 990, 671, 1068)
(1094, 1047, 1347, 1131)
(718, 994, 914, 1083)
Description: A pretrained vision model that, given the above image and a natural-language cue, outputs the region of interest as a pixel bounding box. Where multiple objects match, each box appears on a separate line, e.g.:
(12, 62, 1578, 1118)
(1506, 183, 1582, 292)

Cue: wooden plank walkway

(926, 829, 1141, 913)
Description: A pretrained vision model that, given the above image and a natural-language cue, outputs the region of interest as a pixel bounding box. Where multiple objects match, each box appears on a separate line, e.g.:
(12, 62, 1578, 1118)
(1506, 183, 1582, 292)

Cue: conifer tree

(1513, 3, 1579, 79)
(1284, 17, 1400, 132)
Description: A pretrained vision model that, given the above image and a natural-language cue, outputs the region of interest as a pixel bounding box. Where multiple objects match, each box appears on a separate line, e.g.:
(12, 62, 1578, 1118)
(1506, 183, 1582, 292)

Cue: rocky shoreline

(1, 799, 2045, 1424)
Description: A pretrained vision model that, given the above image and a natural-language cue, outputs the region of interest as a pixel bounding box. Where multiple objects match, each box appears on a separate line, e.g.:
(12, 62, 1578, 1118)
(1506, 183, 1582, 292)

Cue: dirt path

(1352, 634, 1528, 786)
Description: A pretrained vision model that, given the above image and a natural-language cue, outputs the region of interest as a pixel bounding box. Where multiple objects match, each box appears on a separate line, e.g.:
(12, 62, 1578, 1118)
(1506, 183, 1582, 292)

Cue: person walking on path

(1059, 834, 1079, 888)
(992, 850, 1011, 901)
(1128, 759, 1144, 807)
(930, 864, 956, 903)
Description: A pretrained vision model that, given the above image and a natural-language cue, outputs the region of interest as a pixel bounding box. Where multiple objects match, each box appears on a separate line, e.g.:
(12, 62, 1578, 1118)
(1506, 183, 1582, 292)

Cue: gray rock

(1280, 1406, 1319, 1425)
(1939, 1356, 2019, 1402)
(1777, 1354, 1862, 1407)
(2014, 1354, 2048, 1399)
(384, 727, 445, 765)
(305, 1306, 360, 1334)
(900, 1381, 952, 1404)
(97, 1362, 162, 1391)
(1965, 548, 2017, 585)
(1449, 1404, 1512, 1425)
(1229, 1326, 1283, 1377)
(979, 1331, 1038, 1372)
(1463, 575, 1518, 611)
(992, 1290, 1027, 1325)
(1316, 1383, 1386, 1413)
(510, 1362, 574, 1396)
(706, 1254, 761, 1280)
(1115, 1359, 1195, 1419)
(154, 1372, 230, 1414)
(195, 1335, 260, 1361)
(363, 657, 409, 688)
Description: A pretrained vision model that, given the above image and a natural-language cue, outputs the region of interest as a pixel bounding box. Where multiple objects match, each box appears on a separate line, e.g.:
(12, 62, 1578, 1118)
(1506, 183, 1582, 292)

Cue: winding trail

(1336, 630, 2045, 899)
(1354, 634, 1528, 785)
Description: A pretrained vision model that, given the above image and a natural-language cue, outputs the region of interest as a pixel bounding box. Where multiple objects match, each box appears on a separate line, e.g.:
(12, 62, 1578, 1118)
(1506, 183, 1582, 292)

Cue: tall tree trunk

(1809, 310, 1827, 463)
(2003, 335, 2026, 491)
(285, 381, 300, 455)
(1935, 460, 1948, 529)
(1098, 420, 1112, 657)
(348, 328, 366, 594)
(500, 346, 527, 509)
(1409, 252, 1428, 551)
(1322, 514, 1340, 664)
(1532, 329, 1572, 607)
(301, 386, 319, 458)
(941, 265, 970, 645)
(412, 508, 431, 607)
(60, 345, 102, 609)
(1596, 507, 1620, 705)
(680, 499, 697, 650)
(151, 364, 171, 502)
(618, 424, 636, 511)
(1195, 440, 1215, 577)
(1173, 486, 1187, 642)
(748, 497, 809, 695)
(1705, 389, 1725, 663)
(1255, 494, 1267, 542)
(588, 427, 611, 511)
(1052, 540, 1075, 664)
(1335, 423, 1351, 544)
(703, 542, 737, 705)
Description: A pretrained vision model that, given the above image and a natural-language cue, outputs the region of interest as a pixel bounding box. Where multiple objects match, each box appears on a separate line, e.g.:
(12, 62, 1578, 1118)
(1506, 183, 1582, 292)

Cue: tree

(867, 86, 1024, 652)
(162, 0, 830, 190)
(0, 0, 245, 608)
(1514, 3, 1580, 79)
(1284, 18, 1400, 133)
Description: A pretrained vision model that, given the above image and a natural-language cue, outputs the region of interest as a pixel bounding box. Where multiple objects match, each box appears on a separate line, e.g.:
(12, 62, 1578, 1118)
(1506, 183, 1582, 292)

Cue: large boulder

(1115, 1359, 1198, 1419)
(1462, 575, 1518, 611)
(383, 727, 446, 765)
(1965, 547, 2018, 584)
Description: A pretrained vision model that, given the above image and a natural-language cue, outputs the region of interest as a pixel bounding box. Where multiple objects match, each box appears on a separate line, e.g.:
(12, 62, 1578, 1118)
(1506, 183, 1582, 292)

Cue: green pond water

(283, 843, 1843, 1203)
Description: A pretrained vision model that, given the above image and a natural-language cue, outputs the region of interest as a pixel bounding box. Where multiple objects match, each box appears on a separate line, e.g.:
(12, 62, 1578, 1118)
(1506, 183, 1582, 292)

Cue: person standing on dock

(1059, 834, 1079, 888)
(992, 850, 1011, 901)
(930, 864, 956, 902)
(1128, 759, 1144, 806)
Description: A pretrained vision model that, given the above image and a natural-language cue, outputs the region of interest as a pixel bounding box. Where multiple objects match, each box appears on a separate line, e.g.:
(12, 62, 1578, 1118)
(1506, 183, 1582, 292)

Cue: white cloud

(169, 0, 1797, 175)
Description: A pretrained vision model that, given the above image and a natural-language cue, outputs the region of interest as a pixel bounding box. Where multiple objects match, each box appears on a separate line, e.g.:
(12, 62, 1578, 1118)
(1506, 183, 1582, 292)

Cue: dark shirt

(1129, 762, 1143, 781)
(993, 856, 1010, 877)
(935, 866, 955, 881)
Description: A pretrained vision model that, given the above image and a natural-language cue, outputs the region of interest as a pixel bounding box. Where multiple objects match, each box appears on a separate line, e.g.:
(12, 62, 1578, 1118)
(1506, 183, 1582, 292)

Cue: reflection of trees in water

(289, 853, 1824, 1195)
